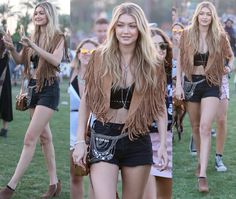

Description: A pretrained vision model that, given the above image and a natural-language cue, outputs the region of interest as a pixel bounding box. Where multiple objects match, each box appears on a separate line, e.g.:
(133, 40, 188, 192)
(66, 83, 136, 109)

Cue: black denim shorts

(184, 75, 220, 102)
(89, 120, 153, 167)
(28, 78, 60, 111)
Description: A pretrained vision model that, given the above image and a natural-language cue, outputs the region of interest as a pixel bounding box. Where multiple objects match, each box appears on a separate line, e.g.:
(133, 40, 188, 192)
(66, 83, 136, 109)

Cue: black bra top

(110, 83, 135, 110)
(30, 54, 39, 69)
(71, 76, 79, 96)
(194, 52, 209, 67)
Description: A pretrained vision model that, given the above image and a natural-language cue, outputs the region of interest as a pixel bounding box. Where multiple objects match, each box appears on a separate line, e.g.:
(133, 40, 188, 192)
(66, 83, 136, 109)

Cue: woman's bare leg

(122, 165, 151, 199)
(70, 150, 83, 199)
(90, 162, 119, 199)
(216, 99, 228, 155)
(7, 105, 54, 189)
(39, 124, 58, 185)
(156, 177, 172, 199)
(199, 97, 219, 177)
(143, 175, 157, 199)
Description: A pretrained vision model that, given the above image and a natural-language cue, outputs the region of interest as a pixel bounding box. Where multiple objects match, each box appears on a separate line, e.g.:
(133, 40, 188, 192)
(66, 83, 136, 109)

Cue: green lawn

(173, 76, 236, 199)
(0, 79, 72, 198)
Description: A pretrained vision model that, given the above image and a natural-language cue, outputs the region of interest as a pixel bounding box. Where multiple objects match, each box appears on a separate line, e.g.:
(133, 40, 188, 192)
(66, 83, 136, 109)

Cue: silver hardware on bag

(183, 79, 205, 100)
(90, 128, 128, 162)
(27, 85, 36, 106)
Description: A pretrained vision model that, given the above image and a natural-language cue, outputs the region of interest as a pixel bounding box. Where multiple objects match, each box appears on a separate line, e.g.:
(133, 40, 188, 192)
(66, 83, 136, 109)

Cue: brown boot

(41, 180, 61, 198)
(198, 177, 209, 193)
(0, 186, 14, 199)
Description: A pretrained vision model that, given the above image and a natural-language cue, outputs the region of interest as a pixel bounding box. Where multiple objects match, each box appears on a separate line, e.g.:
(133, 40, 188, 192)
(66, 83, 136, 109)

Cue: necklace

(77, 75, 85, 85)
(121, 85, 132, 109)
(121, 63, 129, 87)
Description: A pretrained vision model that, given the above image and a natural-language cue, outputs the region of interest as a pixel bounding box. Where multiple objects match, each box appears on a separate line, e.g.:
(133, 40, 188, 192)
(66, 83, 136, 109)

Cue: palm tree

(0, 0, 21, 31)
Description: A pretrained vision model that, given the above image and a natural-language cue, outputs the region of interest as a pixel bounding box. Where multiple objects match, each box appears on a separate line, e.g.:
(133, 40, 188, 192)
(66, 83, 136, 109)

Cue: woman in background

(69, 39, 98, 199)
(143, 27, 172, 199)
(0, 29, 13, 138)
(175, 1, 234, 192)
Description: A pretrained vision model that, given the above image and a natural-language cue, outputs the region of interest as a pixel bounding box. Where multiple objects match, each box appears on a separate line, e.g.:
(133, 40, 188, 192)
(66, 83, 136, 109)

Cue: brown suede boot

(198, 177, 209, 193)
(41, 180, 61, 198)
(0, 186, 14, 199)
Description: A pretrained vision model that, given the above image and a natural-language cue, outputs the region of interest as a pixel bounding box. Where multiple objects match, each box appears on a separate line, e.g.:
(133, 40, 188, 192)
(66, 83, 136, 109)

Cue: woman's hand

(72, 142, 88, 170)
(3, 31, 15, 51)
(156, 144, 168, 171)
(175, 85, 185, 100)
(20, 36, 34, 48)
(224, 66, 231, 75)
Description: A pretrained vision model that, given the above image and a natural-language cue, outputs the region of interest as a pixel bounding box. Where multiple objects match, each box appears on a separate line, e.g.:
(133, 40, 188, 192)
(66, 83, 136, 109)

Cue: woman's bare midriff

(107, 108, 129, 124)
(193, 65, 206, 76)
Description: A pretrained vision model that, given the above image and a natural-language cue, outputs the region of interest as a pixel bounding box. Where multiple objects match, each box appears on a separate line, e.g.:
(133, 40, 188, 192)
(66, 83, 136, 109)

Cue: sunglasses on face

(156, 42, 168, 51)
(172, 28, 183, 33)
(80, 48, 95, 54)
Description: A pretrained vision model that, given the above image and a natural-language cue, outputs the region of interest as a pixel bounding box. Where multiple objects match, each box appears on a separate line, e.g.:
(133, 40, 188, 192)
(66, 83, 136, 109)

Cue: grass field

(172, 76, 236, 199)
(1, 76, 236, 199)
(0, 79, 72, 199)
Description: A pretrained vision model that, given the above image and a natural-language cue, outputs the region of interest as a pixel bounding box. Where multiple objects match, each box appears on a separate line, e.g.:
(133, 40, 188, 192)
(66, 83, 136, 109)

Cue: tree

(0, 1, 21, 31)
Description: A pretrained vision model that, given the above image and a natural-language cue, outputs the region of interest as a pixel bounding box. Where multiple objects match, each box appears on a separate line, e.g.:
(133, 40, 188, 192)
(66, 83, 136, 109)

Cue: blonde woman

(73, 3, 168, 199)
(69, 39, 98, 199)
(176, 1, 234, 192)
(143, 27, 173, 199)
(0, 2, 68, 198)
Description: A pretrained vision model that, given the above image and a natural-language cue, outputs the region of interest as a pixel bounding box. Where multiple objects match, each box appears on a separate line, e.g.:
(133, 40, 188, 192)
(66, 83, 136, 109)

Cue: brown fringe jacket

(179, 29, 233, 85)
(84, 50, 166, 139)
(22, 31, 68, 92)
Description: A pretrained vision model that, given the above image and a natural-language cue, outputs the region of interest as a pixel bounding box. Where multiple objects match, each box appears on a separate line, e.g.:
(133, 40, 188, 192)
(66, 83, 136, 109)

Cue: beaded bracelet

(74, 140, 85, 146)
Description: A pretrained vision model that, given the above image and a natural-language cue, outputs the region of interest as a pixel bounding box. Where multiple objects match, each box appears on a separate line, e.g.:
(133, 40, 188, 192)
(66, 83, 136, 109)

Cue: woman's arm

(156, 105, 168, 170)
(72, 93, 91, 168)
(21, 36, 65, 67)
(76, 94, 91, 141)
(175, 49, 185, 100)
(3, 32, 24, 64)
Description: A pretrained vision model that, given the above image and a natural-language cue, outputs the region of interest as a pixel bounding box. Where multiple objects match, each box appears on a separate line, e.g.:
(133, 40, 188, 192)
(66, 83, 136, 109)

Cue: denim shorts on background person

(89, 120, 153, 167)
(28, 78, 60, 111)
(185, 75, 220, 102)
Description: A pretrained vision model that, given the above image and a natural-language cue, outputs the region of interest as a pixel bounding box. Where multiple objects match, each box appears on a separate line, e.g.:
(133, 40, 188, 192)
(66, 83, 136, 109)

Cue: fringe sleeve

(84, 50, 108, 121)
(21, 46, 31, 79)
(179, 30, 194, 81)
(124, 63, 167, 140)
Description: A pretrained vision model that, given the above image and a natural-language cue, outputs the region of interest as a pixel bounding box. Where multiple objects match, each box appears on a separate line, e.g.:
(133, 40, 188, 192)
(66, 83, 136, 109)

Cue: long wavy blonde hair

(187, 1, 223, 54)
(32, 1, 60, 51)
(100, 2, 162, 92)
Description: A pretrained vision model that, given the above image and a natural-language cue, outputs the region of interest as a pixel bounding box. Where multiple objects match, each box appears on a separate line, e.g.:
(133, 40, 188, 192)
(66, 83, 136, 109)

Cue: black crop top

(194, 52, 209, 67)
(110, 84, 135, 110)
(71, 76, 79, 96)
(30, 54, 39, 69)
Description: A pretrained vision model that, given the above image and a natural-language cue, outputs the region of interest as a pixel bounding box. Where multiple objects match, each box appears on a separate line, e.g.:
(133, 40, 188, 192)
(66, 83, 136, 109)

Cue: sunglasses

(80, 48, 95, 54)
(156, 42, 168, 51)
(172, 29, 183, 33)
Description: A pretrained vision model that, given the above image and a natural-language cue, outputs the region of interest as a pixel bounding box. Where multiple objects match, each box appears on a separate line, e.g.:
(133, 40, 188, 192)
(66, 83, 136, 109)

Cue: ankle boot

(0, 186, 14, 199)
(198, 177, 209, 192)
(0, 129, 7, 137)
(41, 180, 61, 198)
